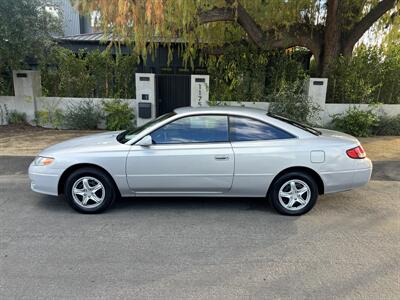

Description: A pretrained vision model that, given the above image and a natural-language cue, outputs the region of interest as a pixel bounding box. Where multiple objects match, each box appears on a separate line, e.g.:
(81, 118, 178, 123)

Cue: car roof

(174, 106, 268, 118)
(125, 106, 315, 144)
(172, 106, 316, 139)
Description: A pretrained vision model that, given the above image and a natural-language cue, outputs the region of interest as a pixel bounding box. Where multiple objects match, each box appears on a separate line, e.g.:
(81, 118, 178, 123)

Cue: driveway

(0, 157, 399, 299)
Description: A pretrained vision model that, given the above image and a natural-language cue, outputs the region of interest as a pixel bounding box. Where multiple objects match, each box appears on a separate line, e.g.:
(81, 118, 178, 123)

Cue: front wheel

(269, 172, 318, 216)
(64, 167, 117, 214)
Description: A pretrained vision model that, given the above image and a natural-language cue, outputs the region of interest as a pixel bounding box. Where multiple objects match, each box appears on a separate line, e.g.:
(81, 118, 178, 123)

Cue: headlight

(34, 156, 55, 166)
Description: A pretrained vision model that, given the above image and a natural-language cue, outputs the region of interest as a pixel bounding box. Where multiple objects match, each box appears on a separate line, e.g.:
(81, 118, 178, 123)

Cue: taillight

(346, 146, 366, 159)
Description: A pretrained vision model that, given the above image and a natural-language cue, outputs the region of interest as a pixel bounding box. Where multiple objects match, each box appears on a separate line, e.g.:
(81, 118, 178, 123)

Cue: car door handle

(215, 155, 230, 160)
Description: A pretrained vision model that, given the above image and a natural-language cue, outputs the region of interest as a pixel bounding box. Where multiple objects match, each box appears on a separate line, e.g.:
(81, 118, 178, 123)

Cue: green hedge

(327, 46, 400, 104)
(40, 47, 138, 99)
(206, 45, 308, 104)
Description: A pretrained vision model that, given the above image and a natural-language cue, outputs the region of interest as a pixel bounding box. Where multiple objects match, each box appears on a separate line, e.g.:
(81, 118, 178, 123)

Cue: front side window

(229, 116, 295, 141)
(117, 112, 175, 143)
(151, 115, 229, 144)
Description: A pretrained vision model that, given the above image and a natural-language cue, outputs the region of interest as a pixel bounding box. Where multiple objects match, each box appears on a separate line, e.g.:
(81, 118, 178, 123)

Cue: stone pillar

(191, 75, 209, 107)
(135, 73, 156, 127)
(305, 78, 328, 125)
(12, 70, 42, 122)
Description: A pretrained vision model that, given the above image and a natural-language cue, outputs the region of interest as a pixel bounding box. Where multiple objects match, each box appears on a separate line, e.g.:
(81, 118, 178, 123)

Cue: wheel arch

(266, 166, 325, 197)
(58, 163, 121, 197)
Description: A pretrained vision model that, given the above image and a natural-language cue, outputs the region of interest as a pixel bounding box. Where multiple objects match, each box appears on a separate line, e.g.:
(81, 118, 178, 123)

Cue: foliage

(0, 71, 13, 96)
(102, 99, 135, 130)
(206, 45, 308, 104)
(74, 0, 399, 74)
(327, 45, 400, 104)
(264, 50, 309, 95)
(267, 80, 321, 124)
(373, 114, 400, 136)
(62, 100, 103, 130)
(0, 0, 60, 95)
(35, 109, 65, 129)
(0, 0, 60, 69)
(40, 47, 138, 98)
(330, 106, 379, 137)
(206, 45, 269, 103)
(7, 110, 27, 125)
(34, 98, 65, 128)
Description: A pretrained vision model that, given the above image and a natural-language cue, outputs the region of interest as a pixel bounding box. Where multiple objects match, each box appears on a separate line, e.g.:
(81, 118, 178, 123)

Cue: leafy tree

(74, 0, 399, 76)
(0, 0, 60, 69)
(0, 0, 60, 94)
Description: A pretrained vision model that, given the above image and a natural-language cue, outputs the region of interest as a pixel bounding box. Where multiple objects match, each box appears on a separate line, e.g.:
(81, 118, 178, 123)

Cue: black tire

(64, 167, 117, 214)
(269, 171, 318, 216)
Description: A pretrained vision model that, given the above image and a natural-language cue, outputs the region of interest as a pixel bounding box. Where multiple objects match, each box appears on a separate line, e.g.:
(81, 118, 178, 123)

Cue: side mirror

(136, 135, 153, 146)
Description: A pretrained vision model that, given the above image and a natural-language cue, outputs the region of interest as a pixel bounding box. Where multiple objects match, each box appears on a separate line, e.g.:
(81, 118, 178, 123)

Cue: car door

(126, 114, 234, 195)
(228, 116, 297, 197)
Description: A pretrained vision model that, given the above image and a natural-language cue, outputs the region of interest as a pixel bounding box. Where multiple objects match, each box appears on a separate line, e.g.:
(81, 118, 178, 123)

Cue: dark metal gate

(156, 74, 191, 116)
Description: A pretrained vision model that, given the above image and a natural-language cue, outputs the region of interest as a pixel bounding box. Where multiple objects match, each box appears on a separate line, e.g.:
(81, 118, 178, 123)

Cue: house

(55, 0, 92, 36)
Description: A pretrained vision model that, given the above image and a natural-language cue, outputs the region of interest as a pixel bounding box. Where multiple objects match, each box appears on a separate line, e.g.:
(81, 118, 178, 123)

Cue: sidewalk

(0, 125, 104, 156)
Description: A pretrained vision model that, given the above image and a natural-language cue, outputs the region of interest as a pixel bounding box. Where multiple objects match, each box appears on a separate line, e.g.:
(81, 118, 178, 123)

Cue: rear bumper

(28, 163, 62, 196)
(321, 159, 373, 194)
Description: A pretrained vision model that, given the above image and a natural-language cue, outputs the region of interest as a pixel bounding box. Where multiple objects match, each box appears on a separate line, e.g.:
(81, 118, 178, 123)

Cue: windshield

(117, 112, 176, 143)
(267, 113, 322, 136)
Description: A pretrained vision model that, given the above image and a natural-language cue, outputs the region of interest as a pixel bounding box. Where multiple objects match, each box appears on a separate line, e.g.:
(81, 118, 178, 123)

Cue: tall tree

(75, 0, 399, 76)
(0, 0, 60, 69)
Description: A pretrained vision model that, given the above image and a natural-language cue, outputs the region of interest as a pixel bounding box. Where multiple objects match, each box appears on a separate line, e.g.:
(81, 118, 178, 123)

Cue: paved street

(1, 157, 399, 299)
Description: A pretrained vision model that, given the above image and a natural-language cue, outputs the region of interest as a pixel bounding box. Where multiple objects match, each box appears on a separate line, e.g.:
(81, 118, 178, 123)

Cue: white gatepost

(135, 73, 156, 127)
(12, 70, 42, 122)
(305, 78, 328, 125)
(191, 75, 210, 107)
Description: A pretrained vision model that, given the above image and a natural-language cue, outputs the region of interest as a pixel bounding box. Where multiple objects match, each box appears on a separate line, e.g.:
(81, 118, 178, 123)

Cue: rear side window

(229, 116, 295, 141)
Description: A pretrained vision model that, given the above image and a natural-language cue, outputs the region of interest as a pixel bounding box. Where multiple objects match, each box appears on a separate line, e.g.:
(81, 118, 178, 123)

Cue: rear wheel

(64, 167, 116, 214)
(269, 172, 318, 216)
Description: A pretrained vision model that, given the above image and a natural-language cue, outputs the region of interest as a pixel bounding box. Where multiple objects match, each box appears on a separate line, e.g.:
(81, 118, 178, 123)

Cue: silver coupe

(29, 107, 372, 215)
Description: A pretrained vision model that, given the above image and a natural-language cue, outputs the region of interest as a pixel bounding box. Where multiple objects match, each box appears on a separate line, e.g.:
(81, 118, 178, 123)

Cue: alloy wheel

(71, 176, 105, 209)
(278, 179, 311, 211)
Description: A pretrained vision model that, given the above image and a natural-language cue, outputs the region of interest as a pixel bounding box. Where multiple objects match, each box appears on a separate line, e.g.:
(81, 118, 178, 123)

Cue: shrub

(63, 100, 103, 130)
(7, 110, 27, 125)
(373, 114, 400, 136)
(330, 106, 379, 137)
(35, 109, 64, 129)
(267, 80, 321, 124)
(102, 99, 135, 130)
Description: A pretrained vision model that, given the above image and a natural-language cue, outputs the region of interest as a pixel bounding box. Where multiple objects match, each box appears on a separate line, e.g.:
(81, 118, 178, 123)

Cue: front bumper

(28, 162, 63, 196)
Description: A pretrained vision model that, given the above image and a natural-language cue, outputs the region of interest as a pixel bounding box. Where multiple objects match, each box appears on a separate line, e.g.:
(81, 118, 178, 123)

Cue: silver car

(29, 107, 372, 215)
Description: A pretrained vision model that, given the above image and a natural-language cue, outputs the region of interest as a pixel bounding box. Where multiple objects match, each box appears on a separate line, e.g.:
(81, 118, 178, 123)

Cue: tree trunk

(320, 0, 341, 77)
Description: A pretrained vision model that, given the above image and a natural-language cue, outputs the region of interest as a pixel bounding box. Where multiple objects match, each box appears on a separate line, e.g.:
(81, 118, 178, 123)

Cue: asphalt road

(0, 157, 399, 299)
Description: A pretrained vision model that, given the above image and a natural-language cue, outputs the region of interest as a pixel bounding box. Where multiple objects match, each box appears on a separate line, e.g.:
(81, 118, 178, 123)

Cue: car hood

(39, 131, 123, 156)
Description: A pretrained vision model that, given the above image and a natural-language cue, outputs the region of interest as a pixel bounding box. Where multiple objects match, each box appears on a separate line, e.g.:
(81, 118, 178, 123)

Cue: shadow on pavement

(36, 193, 276, 215)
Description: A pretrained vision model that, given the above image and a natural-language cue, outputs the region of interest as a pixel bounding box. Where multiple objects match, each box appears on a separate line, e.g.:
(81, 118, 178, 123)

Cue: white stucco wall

(1, 95, 399, 127)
